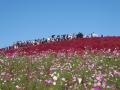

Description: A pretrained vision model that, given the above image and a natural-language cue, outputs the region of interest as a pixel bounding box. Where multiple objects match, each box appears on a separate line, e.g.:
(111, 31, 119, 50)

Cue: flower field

(0, 51, 120, 90)
(0, 36, 120, 90)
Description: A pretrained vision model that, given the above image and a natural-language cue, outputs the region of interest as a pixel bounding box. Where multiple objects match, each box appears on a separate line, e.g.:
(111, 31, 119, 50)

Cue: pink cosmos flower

(96, 74, 103, 81)
(44, 79, 53, 84)
(97, 81, 101, 86)
(114, 71, 120, 76)
(91, 87, 100, 90)
(72, 76, 77, 81)
(102, 81, 106, 88)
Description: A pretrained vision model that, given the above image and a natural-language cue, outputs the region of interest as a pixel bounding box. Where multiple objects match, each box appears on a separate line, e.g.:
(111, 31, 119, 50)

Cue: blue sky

(0, 0, 120, 48)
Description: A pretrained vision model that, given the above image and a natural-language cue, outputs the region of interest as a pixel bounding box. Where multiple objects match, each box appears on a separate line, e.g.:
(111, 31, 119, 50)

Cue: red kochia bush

(0, 36, 120, 56)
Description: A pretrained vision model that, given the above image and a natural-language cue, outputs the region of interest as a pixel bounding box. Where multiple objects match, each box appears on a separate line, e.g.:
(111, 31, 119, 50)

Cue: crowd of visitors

(1, 32, 100, 51)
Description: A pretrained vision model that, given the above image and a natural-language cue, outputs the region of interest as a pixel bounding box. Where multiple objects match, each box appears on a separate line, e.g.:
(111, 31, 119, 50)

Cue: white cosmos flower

(53, 82, 56, 85)
(16, 85, 19, 88)
(16, 85, 20, 88)
(78, 78, 82, 84)
(53, 76, 58, 81)
(61, 78, 66, 81)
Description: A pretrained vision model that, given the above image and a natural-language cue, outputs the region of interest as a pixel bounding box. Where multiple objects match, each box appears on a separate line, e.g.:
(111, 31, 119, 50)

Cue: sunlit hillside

(0, 36, 120, 90)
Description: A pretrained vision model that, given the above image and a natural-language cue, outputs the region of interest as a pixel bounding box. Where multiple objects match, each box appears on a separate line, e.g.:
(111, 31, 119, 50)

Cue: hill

(0, 36, 120, 90)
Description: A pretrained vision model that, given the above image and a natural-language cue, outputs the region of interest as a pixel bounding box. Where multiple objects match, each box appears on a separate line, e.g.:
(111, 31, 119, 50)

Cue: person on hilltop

(91, 32, 99, 37)
(76, 32, 84, 38)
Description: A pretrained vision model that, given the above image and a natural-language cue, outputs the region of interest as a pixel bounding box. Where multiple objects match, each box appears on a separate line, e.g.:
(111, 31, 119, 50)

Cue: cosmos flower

(102, 81, 106, 88)
(77, 78, 82, 84)
(53, 76, 58, 81)
(91, 87, 100, 90)
(72, 76, 77, 82)
(16, 85, 22, 90)
(96, 74, 103, 81)
(61, 78, 66, 81)
(44, 79, 53, 84)
(53, 82, 56, 85)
